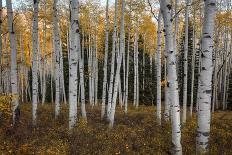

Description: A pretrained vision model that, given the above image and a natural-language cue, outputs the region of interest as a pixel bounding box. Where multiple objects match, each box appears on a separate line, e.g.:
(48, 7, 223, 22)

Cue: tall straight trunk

(182, 0, 190, 124)
(42, 0, 47, 104)
(94, 34, 98, 106)
(53, 0, 61, 118)
(31, 0, 39, 125)
(156, 11, 162, 125)
(109, 0, 125, 127)
(79, 32, 86, 119)
(222, 30, 229, 110)
(160, 0, 182, 154)
(190, 8, 196, 116)
(133, 32, 137, 107)
(69, 0, 80, 129)
(51, 51, 54, 104)
(107, 0, 118, 119)
(101, 0, 109, 119)
(164, 57, 170, 121)
(20, 34, 25, 103)
(196, 0, 216, 153)
(125, 29, 130, 114)
(134, 30, 139, 109)
(6, 0, 19, 125)
(59, 39, 67, 104)
(142, 35, 145, 98)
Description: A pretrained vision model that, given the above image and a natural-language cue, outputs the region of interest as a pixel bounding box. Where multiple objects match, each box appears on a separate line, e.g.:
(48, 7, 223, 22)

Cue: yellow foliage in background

(0, 95, 12, 119)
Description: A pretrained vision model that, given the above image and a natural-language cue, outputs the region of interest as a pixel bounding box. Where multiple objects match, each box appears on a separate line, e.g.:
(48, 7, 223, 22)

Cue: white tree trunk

(160, 0, 182, 154)
(69, 0, 79, 129)
(182, 0, 190, 124)
(125, 29, 130, 114)
(31, 0, 39, 125)
(42, 0, 47, 105)
(190, 8, 196, 117)
(6, 0, 19, 125)
(107, 0, 118, 119)
(53, 0, 61, 118)
(196, 0, 216, 153)
(101, 0, 109, 119)
(79, 32, 86, 119)
(156, 11, 162, 125)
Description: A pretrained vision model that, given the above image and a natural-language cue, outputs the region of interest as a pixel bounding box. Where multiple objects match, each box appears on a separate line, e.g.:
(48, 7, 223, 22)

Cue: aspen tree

(69, 0, 80, 129)
(156, 11, 162, 125)
(196, 0, 216, 153)
(6, 0, 19, 124)
(31, 0, 40, 125)
(53, 0, 61, 118)
(107, 0, 118, 119)
(160, 0, 182, 153)
(182, 0, 190, 124)
(101, 0, 109, 118)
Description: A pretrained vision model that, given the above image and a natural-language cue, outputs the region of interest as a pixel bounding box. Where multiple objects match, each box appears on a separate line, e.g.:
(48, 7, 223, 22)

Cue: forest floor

(0, 103, 231, 155)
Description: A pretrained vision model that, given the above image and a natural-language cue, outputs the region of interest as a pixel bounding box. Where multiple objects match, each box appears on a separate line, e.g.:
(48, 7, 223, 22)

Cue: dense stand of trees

(0, 0, 231, 154)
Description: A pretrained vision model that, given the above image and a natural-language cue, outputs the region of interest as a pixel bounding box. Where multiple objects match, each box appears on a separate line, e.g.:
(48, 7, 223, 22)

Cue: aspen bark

(156, 11, 162, 125)
(160, 0, 182, 153)
(196, 0, 216, 153)
(101, 0, 109, 119)
(53, 0, 61, 118)
(182, 0, 190, 123)
(31, 0, 39, 125)
(6, 0, 19, 124)
(69, 0, 79, 129)
(107, 0, 118, 119)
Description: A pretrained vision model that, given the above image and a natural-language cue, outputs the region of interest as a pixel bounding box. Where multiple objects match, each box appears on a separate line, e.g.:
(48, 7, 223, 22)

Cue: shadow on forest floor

(0, 103, 232, 154)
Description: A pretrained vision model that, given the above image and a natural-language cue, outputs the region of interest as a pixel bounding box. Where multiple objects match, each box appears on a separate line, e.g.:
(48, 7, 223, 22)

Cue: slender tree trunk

(156, 11, 162, 125)
(6, 0, 19, 125)
(109, 0, 125, 128)
(190, 7, 196, 117)
(101, 0, 109, 119)
(69, 0, 80, 129)
(31, 0, 39, 125)
(107, 0, 118, 119)
(42, 0, 47, 104)
(160, 0, 182, 154)
(182, 0, 190, 124)
(53, 0, 61, 118)
(125, 29, 130, 114)
(196, 0, 216, 153)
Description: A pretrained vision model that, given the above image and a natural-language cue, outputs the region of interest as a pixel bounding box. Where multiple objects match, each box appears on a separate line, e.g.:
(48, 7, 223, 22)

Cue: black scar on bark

(167, 82, 170, 87)
(204, 35, 211, 38)
(163, 29, 166, 33)
(209, 2, 216, 6)
(202, 67, 206, 70)
(34, 0, 37, 4)
(202, 132, 210, 137)
(170, 51, 173, 54)
(204, 90, 211, 94)
(166, 4, 172, 10)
